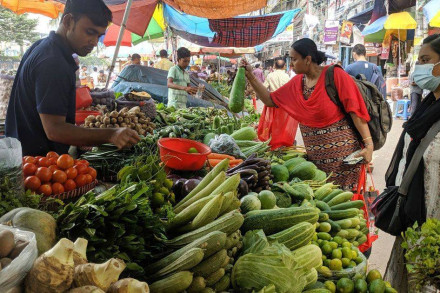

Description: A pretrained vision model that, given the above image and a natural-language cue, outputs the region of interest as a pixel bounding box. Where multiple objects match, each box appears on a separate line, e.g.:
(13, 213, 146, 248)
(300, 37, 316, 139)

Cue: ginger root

(25, 238, 75, 293)
(107, 278, 150, 293)
(73, 258, 126, 291)
(68, 286, 105, 293)
(73, 238, 88, 266)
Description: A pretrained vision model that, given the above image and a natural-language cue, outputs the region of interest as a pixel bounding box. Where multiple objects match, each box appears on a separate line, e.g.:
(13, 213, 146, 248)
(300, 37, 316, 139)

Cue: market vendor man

(5, 0, 140, 156)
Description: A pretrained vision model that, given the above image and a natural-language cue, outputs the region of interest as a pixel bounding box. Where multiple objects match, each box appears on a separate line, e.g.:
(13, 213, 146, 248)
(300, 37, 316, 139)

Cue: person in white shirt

(264, 58, 290, 91)
(90, 67, 99, 86)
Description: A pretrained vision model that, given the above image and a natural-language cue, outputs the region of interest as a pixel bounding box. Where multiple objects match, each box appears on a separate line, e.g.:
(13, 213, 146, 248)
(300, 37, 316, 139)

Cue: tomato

(35, 167, 52, 183)
(46, 151, 59, 159)
(24, 176, 41, 191)
(23, 156, 37, 165)
(77, 159, 90, 167)
(35, 156, 44, 161)
(23, 163, 37, 176)
(48, 165, 59, 173)
(75, 174, 87, 187)
(52, 182, 65, 195)
(38, 184, 52, 196)
(57, 154, 74, 170)
(74, 163, 88, 175)
(66, 167, 78, 179)
(87, 167, 97, 180)
(52, 170, 67, 184)
(48, 157, 58, 166)
(38, 157, 51, 167)
(64, 179, 77, 191)
(84, 174, 93, 184)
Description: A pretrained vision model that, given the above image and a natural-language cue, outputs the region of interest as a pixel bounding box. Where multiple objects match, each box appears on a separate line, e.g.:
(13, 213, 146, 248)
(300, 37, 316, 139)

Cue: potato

(9, 240, 29, 259)
(0, 230, 15, 257)
(1, 257, 12, 268)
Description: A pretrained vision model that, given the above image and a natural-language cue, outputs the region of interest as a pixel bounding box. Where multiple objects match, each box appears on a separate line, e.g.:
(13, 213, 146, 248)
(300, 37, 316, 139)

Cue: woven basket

(46, 180, 98, 201)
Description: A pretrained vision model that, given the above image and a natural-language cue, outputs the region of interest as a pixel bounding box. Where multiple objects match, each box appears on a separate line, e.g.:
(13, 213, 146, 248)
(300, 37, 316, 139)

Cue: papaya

(229, 67, 246, 113)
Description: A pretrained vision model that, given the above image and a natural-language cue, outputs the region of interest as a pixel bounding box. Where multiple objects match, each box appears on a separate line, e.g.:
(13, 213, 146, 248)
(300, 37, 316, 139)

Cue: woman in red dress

(244, 38, 373, 190)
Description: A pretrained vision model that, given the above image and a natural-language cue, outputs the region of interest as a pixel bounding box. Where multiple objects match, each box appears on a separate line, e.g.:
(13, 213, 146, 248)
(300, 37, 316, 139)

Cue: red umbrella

(103, 24, 132, 47)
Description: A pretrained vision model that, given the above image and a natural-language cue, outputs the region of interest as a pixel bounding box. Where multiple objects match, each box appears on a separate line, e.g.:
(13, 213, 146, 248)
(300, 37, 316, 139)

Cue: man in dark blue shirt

(6, 0, 140, 156)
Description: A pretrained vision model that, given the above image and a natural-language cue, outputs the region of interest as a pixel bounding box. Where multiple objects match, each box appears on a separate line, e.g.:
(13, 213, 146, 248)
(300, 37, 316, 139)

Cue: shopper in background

(384, 34, 440, 293)
(409, 62, 423, 116)
(79, 65, 88, 80)
(90, 66, 99, 87)
(155, 49, 174, 71)
(242, 38, 373, 190)
(167, 47, 198, 109)
(253, 63, 265, 83)
(264, 58, 290, 91)
(5, 0, 140, 156)
(122, 53, 141, 69)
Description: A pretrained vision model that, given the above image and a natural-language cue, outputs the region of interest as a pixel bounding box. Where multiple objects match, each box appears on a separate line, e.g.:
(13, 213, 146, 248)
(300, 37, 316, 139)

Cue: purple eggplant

(182, 179, 201, 197)
(172, 178, 187, 201)
(238, 180, 249, 198)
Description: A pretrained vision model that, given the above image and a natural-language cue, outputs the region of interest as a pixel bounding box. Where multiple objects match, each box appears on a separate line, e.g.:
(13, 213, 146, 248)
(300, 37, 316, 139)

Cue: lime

(318, 266, 333, 278)
(342, 247, 353, 260)
(322, 255, 327, 261)
(312, 241, 319, 246)
(333, 236, 344, 245)
(354, 279, 368, 293)
(341, 257, 350, 268)
(369, 279, 386, 293)
(152, 192, 165, 206)
(320, 240, 329, 248)
(348, 260, 357, 268)
(312, 233, 318, 241)
(336, 278, 354, 293)
(332, 248, 342, 259)
(324, 280, 336, 293)
(354, 256, 363, 264)
(188, 147, 199, 153)
(353, 273, 365, 281)
(384, 281, 391, 288)
(329, 241, 339, 249)
(367, 269, 383, 284)
(329, 258, 343, 271)
(322, 243, 333, 255)
(342, 242, 352, 249)
(324, 259, 331, 268)
(384, 287, 397, 293)
(351, 249, 359, 259)
(317, 239, 324, 245)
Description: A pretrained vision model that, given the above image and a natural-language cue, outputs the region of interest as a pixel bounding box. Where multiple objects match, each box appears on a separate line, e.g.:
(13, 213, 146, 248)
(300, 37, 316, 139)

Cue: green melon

(271, 164, 289, 182)
(240, 194, 261, 214)
(258, 190, 277, 209)
(290, 161, 317, 180)
(284, 157, 307, 173)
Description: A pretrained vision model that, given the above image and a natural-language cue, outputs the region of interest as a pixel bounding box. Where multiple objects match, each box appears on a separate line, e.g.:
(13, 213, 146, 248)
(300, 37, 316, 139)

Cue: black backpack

(325, 65, 392, 151)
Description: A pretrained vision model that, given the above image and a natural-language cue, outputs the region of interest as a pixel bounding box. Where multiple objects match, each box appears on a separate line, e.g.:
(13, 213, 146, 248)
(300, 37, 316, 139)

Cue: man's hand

(240, 59, 253, 74)
(185, 87, 198, 95)
(355, 145, 373, 164)
(110, 128, 140, 149)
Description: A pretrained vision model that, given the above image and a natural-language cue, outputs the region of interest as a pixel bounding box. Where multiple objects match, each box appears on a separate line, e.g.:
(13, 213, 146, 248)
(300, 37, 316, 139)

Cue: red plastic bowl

(75, 110, 100, 125)
(158, 138, 211, 171)
(76, 86, 93, 110)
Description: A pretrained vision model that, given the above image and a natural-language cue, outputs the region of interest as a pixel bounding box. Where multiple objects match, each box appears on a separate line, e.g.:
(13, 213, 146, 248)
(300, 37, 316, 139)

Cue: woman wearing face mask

(242, 38, 373, 190)
(384, 34, 440, 292)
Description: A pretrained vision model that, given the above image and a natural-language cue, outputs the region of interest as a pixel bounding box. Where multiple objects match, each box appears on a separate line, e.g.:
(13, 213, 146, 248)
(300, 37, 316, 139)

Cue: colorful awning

(362, 13, 415, 42)
(424, 0, 440, 27)
(0, 0, 64, 18)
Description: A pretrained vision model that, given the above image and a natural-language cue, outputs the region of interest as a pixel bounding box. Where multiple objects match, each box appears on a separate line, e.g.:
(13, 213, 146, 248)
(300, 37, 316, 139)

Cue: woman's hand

(355, 145, 373, 163)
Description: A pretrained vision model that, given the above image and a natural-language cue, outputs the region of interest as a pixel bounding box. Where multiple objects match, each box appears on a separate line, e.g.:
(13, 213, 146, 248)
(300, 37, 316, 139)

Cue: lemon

(322, 243, 333, 255)
(342, 247, 353, 260)
(354, 256, 364, 264)
(324, 280, 336, 293)
(329, 241, 339, 249)
(341, 257, 350, 268)
(322, 255, 327, 261)
(367, 269, 383, 284)
(318, 266, 333, 278)
(342, 241, 352, 249)
(329, 258, 343, 271)
(332, 248, 342, 259)
(351, 249, 359, 259)
(333, 236, 344, 245)
(188, 147, 199, 153)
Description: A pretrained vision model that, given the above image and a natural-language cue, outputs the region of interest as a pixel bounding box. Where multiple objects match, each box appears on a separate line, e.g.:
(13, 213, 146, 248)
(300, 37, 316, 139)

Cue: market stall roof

(0, 0, 64, 18)
(164, 4, 300, 47)
(424, 0, 440, 27)
(348, 6, 374, 24)
(362, 13, 416, 42)
(189, 46, 255, 57)
(347, 0, 416, 25)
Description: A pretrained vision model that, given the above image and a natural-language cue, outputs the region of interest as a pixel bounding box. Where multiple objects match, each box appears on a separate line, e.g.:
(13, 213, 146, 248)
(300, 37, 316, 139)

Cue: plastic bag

(0, 225, 38, 291)
(209, 134, 245, 158)
(318, 247, 367, 281)
(257, 106, 298, 150)
(0, 138, 24, 199)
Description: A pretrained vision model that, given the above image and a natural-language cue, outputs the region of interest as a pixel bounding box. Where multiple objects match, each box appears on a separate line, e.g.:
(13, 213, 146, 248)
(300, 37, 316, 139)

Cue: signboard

(269, 24, 294, 43)
(324, 20, 339, 45)
(381, 36, 391, 60)
(339, 21, 353, 45)
(365, 42, 381, 57)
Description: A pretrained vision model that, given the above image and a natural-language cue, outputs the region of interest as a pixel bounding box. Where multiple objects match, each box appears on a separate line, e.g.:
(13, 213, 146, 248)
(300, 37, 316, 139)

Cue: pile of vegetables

(82, 107, 156, 136)
(0, 229, 31, 271)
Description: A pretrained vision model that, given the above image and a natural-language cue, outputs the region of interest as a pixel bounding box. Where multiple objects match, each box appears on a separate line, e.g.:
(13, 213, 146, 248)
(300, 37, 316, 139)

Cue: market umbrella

(362, 12, 416, 42)
(423, 0, 440, 27)
(103, 24, 132, 47)
(0, 0, 64, 18)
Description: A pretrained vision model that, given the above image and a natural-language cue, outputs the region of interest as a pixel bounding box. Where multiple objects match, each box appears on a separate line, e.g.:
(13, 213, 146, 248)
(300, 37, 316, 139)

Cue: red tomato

(52, 182, 65, 195)
(48, 157, 58, 166)
(35, 167, 52, 183)
(57, 154, 74, 170)
(46, 151, 59, 159)
(52, 170, 67, 184)
(35, 156, 43, 161)
(74, 163, 88, 175)
(84, 174, 93, 184)
(87, 167, 97, 180)
(64, 179, 77, 191)
(23, 163, 37, 176)
(77, 159, 90, 167)
(38, 157, 51, 167)
(75, 174, 87, 187)
(48, 165, 59, 173)
(23, 156, 37, 165)
(24, 176, 41, 191)
(66, 167, 78, 179)
(38, 184, 52, 196)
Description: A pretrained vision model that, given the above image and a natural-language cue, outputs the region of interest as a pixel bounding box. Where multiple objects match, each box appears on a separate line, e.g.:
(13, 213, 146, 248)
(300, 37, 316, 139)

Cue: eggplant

(182, 179, 201, 197)
(172, 178, 187, 201)
(237, 180, 249, 198)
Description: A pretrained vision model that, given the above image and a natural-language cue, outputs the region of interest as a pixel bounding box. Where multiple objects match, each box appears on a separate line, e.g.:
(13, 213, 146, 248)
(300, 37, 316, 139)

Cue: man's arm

(167, 78, 197, 94)
(40, 114, 140, 149)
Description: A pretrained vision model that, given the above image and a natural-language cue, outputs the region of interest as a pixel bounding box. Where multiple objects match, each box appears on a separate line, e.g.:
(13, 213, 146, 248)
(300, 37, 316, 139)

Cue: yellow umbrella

(383, 12, 417, 30)
(0, 0, 64, 18)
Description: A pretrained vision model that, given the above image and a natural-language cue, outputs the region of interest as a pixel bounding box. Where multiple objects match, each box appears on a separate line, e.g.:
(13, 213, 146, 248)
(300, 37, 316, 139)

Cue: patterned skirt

(300, 118, 362, 190)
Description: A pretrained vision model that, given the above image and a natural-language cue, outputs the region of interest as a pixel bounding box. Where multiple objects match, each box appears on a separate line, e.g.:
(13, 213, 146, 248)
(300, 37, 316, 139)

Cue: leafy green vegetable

(402, 218, 440, 291)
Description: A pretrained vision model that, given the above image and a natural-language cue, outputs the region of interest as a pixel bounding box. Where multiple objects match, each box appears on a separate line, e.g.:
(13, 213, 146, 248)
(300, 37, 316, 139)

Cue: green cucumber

(326, 208, 360, 220)
(330, 200, 365, 210)
(327, 192, 354, 207)
(322, 189, 343, 203)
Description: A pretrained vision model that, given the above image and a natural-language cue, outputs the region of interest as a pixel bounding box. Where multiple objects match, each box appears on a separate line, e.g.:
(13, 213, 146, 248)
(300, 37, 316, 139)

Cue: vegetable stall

(0, 79, 405, 293)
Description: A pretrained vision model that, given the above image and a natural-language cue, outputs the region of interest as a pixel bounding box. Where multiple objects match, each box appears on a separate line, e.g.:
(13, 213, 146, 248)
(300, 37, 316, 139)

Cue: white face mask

(413, 62, 440, 91)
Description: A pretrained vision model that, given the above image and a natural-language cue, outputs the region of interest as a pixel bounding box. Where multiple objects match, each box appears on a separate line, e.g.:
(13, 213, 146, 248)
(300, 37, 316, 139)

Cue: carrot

(208, 159, 223, 167)
(207, 153, 235, 160)
(229, 159, 243, 165)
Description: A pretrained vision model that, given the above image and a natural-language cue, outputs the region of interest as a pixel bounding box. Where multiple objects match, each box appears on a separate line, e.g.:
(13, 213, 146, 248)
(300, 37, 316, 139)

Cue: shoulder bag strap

(325, 65, 344, 109)
(398, 120, 440, 195)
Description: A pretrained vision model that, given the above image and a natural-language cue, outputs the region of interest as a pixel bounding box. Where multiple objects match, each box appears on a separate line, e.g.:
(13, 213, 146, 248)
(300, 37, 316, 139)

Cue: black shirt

(5, 31, 78, 156)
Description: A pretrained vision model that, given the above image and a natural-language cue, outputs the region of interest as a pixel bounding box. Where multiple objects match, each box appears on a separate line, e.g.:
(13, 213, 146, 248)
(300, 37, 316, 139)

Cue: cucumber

(322, 189, 343, 203)
(314, 183, 334, 200)
(317, 232, 332, 241)
(205, 268, 225, 286)
(316, 200, 331, 212)
(168, 194, 215, 230)
(346, 228, 360, 238)
(151, 248, 204, 279)
(187, 276, 206, 293)
(357, 234, 367, 245)
(327, 192, 354, 207)
(330, 200, 365, 210)
(149, 271, 193, 293)
(334, 219, 353, 229)
(336, 229, 349, 238)
(326, 219, 341, 232)
(214, 275, 230, 292)
(225, 230, 241, 250)
(192, 249, 228, 278)
(219, 192, 235, 215)
(326, 208, 360, 220)
(318, 222, 332, 233)
(349, 217, 361, 228)
(187, 193, 225, 231)
(319, 212, 329, 222)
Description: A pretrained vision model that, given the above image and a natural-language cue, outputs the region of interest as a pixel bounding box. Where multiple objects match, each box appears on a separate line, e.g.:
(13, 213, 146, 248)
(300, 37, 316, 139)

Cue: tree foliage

(0, 7, 39, 54)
